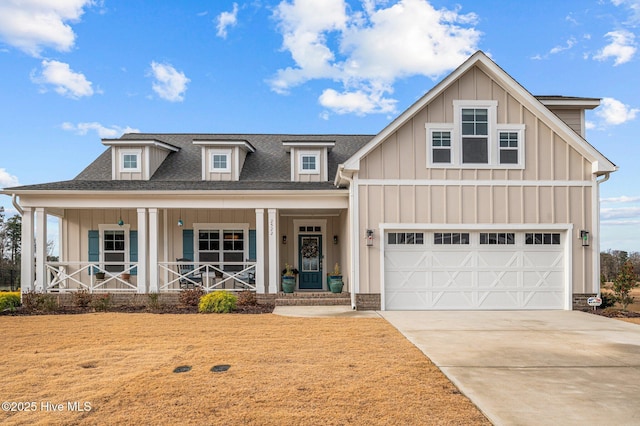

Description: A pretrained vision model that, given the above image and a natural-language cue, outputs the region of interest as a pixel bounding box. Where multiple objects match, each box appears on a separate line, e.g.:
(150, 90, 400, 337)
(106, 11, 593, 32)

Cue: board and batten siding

(355, 65, 595, 295)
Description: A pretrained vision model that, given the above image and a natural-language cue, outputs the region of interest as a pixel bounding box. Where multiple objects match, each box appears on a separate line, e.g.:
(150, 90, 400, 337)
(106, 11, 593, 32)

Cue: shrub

(22, 291, 58, 313)
(72, 289, 92, 308)
(0, 292, 21, 312)
(237, 290, 257, 306)
(179, 288, 205, 307)
(198, 291, 237, 313)
(613, 260, 639, 310)
(599, 293, 616, 310)
(147, 293, 161, 310)
(91, 294, 112, 312)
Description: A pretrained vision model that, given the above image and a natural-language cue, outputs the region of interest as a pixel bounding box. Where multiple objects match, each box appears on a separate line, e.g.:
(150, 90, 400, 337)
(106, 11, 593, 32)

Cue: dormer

(193, 139, 255, 181)
(282, 141, 335, 182)
(537, 96, 600, 138)
(102, 139, 180, 181)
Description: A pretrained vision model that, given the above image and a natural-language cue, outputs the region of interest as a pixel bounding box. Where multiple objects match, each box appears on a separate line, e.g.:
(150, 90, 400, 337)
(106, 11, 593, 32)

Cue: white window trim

(120, 149, 142, 173)
(98, 224, 130, 271)
(426, 124, 455, 167)
(299, 151, 320, 174)
(426, 101, 525, 169)
(496, 124, 526, 169)
(454, 100, 497, 167)
(193, 223, 249, 263)
(210, 149, 231, 173)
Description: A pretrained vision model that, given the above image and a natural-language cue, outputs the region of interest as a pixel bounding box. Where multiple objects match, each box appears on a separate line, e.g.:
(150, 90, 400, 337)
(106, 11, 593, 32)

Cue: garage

(383, 230, 568, 310)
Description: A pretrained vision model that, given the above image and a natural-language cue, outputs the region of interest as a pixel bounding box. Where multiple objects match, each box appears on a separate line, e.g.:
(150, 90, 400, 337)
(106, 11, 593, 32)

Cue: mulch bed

(588, 308, 640, 318)
(1, 303, 275, 316)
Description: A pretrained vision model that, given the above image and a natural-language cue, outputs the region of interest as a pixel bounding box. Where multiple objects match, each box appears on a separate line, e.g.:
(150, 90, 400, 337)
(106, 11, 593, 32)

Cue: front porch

(21, 200, 353, 302)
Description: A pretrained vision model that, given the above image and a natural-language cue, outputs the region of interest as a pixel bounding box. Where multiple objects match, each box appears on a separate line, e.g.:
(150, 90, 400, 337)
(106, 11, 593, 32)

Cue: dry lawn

(0, 313, 489, 425)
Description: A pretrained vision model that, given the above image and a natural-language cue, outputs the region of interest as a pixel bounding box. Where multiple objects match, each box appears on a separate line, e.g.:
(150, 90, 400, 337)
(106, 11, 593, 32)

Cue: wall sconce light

(282, 235, 287, 245)
(177, 218, 184, 227)
(366, 229, 374, 246)
(333, 235, 338, 245)
(580, 230, 590, 247)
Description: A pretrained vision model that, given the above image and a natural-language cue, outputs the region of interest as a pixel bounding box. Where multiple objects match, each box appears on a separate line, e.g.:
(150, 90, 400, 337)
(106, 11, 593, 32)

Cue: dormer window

(210, 150, 231, 173)
(193, 140, 255, 181)
(300, 153, 319, 174)
(120, 149, 141, 172)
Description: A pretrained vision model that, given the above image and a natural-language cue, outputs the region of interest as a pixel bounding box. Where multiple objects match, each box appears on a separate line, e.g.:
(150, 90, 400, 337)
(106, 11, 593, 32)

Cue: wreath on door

(301, 240, 319, 258)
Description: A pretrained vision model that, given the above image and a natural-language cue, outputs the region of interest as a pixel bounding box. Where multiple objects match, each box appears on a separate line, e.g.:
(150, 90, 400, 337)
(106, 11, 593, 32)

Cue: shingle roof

(6, 133, 374, 192)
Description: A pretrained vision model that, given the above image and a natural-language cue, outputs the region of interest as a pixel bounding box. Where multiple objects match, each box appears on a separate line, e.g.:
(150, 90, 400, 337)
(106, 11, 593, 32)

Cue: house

(2, 51, 616, 310)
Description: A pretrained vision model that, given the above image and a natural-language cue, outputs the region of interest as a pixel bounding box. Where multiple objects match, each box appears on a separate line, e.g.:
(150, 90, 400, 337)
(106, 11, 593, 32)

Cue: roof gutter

(11, 193, 23, 216)
(338, 166, 357, 310)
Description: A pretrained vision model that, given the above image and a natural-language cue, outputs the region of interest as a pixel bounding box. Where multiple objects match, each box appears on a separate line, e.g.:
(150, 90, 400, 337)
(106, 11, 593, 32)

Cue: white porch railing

(44, 262, 138, 293)
(158, 261, 256, 293)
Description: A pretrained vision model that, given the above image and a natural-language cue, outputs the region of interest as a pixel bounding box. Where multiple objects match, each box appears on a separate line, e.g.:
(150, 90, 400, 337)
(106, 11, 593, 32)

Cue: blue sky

(0, 0, 639, 253)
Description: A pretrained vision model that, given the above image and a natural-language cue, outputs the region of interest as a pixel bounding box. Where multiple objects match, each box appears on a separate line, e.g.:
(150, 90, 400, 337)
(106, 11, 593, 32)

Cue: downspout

(595, 172, 610, 298)
(11, 194, 24, 216)
(338, 166, 357, 310)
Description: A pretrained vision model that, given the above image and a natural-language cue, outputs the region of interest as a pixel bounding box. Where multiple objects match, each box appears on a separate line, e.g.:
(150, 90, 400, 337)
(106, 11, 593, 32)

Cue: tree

(612, 260, 639, 310)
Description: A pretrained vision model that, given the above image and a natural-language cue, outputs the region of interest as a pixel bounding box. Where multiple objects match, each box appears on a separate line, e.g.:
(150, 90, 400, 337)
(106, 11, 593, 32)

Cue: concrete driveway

(379, 310, 640, 426)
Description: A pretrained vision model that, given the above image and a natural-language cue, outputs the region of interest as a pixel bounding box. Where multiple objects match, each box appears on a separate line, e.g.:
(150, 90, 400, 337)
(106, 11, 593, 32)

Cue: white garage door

(384, 231, 566, 310)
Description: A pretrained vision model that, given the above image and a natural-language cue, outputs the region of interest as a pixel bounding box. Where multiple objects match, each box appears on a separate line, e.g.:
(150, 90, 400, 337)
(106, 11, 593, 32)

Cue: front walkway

(379, 310, 640, 426)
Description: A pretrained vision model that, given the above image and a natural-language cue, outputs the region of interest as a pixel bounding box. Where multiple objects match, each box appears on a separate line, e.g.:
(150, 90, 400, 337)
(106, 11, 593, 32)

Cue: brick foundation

(49, 293, 181, 307)
(356, 293, 381, 310)
(572, 293, 597, 311)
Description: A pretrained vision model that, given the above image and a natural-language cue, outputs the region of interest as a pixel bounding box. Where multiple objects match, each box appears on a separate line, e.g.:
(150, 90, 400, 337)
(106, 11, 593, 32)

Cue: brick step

(275, 292, 351, 306)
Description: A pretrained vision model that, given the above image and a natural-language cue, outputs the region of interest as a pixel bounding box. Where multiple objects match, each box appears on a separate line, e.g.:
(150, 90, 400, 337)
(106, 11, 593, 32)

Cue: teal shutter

(183, 230, 194, 260)
(249, 230, 256, 260)
(88, 230, 99, 274)
(130, 231, 138, 275)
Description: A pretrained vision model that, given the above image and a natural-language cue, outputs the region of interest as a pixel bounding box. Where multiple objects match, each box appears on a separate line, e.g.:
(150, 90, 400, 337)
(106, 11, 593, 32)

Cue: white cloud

(216, 3, 239, 39)
(611, 0, 640, 23)
(149, 62, 190, 102)
(602, 195, 640, 203)
(549, 37, 577, 54)
(601, 206, 640, 220)
(31, 60, 95, 99)
(0, 168, 20, 188)
(319, 86, 397, 115)
(596, 97, 639, 125)
(593, 30, 636, 65)
(270, 0, 480, 116)
(0, 0, 93, 56)
(61, 122, 140, 138)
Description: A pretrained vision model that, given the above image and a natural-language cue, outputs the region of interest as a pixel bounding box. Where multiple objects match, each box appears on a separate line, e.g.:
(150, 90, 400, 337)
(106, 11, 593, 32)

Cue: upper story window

(426, 100, 525, 169)
(210, 149, 231, 173)
(461, 107, 489, 164)
(120, 150, 141, 172)
(299, 152, 319, 174)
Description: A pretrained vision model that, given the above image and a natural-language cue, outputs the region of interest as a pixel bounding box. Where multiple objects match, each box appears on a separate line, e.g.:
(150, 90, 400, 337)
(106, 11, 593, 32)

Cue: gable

(359, 64, 593, 182)
(344, 51, 616, 179)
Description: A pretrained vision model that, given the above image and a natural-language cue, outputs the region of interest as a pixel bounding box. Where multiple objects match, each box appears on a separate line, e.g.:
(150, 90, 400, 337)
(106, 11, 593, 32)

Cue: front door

(298, 235, 323, 290)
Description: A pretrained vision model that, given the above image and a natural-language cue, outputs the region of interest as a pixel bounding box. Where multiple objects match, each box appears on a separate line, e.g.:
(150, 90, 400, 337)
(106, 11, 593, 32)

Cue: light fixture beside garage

(580, 230, 590, 247)
(366, 229, 374, 246)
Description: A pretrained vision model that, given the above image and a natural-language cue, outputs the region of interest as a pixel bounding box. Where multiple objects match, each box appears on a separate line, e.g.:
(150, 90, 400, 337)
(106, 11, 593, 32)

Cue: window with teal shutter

(249, 230, 256, 260)
(183, 229, 194, 260)
(129, 231, 138, 275)
(88, 230, 99, 274)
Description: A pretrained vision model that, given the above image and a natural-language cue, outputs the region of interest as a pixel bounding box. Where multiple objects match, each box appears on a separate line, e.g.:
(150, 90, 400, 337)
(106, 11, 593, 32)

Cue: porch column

(268, 208, 278, 293)
(137, 208, 147, 293)
(148, 208, 158, 293)
(35, 208, 47, 291)
(21, 207, 35, 293)
(255, 209, 265, 294)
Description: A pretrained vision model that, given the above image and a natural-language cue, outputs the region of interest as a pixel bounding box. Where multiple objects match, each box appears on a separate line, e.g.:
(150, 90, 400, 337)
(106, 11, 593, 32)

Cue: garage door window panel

(434, 232, 469, 245)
